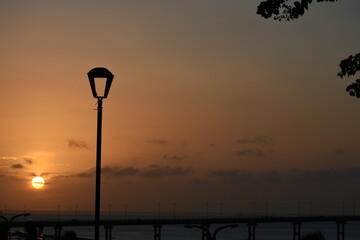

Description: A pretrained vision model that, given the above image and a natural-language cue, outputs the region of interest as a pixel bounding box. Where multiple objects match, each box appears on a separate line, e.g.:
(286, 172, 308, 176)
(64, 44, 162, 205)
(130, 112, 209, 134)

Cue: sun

(32, 177, 45, 189)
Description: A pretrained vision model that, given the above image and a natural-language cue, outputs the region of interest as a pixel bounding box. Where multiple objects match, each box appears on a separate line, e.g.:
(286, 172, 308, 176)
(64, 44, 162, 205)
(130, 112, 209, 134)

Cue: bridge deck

(12, 215, 360, 227)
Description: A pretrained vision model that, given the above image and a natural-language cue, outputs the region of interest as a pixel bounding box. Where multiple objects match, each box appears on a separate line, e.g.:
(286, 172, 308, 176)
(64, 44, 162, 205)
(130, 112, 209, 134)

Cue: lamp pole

(0, 215, 8, 240)
(95, 97, 103, 240)
(88, 67, 114, 240)
(0, 213, 30, 240)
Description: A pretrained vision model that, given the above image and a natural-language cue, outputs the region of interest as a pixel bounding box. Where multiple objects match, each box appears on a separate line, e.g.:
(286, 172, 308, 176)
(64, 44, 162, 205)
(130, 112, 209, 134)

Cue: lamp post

(185, 223, 238, 240)
(88, 67, 114, 240)
(0, 213, 30, 240)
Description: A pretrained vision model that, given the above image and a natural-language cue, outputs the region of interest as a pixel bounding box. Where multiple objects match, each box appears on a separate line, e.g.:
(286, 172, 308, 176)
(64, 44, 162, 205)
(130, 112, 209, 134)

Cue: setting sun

(32, 177, 45, 189)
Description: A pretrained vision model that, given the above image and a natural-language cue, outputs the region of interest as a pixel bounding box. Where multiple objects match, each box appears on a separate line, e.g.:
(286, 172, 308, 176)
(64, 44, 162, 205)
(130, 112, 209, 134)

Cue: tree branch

(257, 0, 338, 21)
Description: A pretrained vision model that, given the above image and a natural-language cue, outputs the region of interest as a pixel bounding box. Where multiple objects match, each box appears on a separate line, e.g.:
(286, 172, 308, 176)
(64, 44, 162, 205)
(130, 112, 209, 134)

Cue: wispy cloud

(0, 157, 17, 167)
(0, 170, 67, 182)
(147, 139, 170, 145)
(329, 148, 346, 156)
(11, 164, 25, 169)
(235, 148, 265, 157)
(140, 164, 192, 178)
(237, 136, 273, 144)
(102, 166, 139, 177)
(163, 154, 187, 161)
(75, 167, 139, 178)
(0, 157, 18, 160)
(188, 178, 210, 185)
(24, 158, 33, 164)
(68, 139, 89, 149)
(75, 171, 94, 178)
(210, 169, 253, 181)
(74, 167, 136, 178)
(210, 168, 360, 183)
(75, 164, 192, 179)
(0, 157, 34, 169)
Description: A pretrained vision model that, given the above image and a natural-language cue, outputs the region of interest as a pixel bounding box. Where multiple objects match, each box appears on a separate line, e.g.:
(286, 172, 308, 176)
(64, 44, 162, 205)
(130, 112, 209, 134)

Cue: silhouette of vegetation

(338, 54, 360, 97)
(257, 0, 337, 21)
(257, 0, 360, 98)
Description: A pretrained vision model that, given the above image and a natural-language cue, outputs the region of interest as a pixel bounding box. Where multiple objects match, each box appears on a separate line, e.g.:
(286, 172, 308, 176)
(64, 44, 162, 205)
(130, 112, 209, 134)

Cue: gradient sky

(1, 0, 360, 216)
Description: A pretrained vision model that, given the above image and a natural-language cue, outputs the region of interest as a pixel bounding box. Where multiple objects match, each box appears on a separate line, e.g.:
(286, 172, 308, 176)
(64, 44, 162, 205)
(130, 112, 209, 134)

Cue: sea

(8, 211, 360, 240)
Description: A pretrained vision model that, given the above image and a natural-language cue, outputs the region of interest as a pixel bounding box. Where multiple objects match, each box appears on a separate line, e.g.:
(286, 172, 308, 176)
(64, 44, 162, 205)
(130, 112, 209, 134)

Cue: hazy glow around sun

(32, 177, 45, 189)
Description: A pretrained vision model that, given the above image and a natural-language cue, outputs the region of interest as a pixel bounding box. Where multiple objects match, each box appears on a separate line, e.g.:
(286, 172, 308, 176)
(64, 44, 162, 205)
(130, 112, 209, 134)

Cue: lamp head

(88, 67, 114, 99)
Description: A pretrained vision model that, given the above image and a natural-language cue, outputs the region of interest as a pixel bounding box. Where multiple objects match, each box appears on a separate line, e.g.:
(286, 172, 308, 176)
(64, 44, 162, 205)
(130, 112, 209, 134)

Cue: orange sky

(1, 0, 360, 216)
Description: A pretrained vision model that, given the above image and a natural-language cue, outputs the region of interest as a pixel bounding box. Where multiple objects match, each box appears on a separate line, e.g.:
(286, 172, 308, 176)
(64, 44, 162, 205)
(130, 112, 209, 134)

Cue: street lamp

(185, 223, 238, 240)
(88, 67, 114, 240)
(0, 213, 30, 240)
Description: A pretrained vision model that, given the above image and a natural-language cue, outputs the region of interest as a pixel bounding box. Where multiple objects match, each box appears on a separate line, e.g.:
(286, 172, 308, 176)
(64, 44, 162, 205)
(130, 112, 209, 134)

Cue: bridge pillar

(336, 221, 345, 240)
(109, 225, 113, 240)
(54, 225, 62, 239)
(153, 224, 162, 240)
(201, 224, 210, 240)
(247, 222, 256, 240)
(293, 221, 302, 240)
(104, 225, 113, 240)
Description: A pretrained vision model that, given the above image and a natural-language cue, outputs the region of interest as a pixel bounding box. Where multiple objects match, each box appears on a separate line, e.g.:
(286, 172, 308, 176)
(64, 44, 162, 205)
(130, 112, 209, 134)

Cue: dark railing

(10, 216, 360, 240)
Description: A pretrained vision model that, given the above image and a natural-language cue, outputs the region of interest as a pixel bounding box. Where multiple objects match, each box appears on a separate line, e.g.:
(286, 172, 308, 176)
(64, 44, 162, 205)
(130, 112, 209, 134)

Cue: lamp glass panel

(94, 77, 107, 97)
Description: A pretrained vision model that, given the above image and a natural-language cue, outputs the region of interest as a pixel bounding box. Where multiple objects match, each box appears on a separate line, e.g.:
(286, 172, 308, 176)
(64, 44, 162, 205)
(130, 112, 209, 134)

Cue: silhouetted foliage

(301, 231, 325, 240)
(257, 0, 338, 21)
(257, 0, 360, 98)
(338, 54, 360, 97)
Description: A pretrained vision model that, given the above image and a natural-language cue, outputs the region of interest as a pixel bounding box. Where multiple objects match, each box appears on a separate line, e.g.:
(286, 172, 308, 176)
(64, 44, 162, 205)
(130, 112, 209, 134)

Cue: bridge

(12, 216, 360, 240)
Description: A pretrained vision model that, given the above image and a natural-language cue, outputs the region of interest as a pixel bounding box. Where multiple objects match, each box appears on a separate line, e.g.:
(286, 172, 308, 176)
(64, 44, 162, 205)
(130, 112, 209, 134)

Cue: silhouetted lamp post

(0, 213, 30, 240)
(88, 67, 114, 240)
(185, 223, 238, 240)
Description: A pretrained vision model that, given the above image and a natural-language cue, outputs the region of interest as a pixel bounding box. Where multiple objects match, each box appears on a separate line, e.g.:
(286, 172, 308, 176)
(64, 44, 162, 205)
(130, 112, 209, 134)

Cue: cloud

(0, 157, 17, 160)
(68, 139, 89, 149)
(140, 164, 192, 178)
(0, 170, 66, 182)
(0, 157, 33, 170)
(102, 166, 139, 177)
(75, 166, 139, 178)
(210, 169, 253, 181)
(210, 168, 360, 184)
(188, 178, 210, 185)
(235, 149, 265, 157)
(11, 164, 24, 169)
(330, 148, 346, 155)
(74, 168, 97, 178)
(163, 154, 187, 161)
(74, 165, 192, 179)
(24, 158, 33, 164)
(26, 172, 70, 184)
(0, 157, 16, 167)
(285, 168, 360, 183)
(147, 139, 170, 145)
(39, 172, 60, 177)
(75, 171, 93, 178)
(237, 136, 273, 144)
